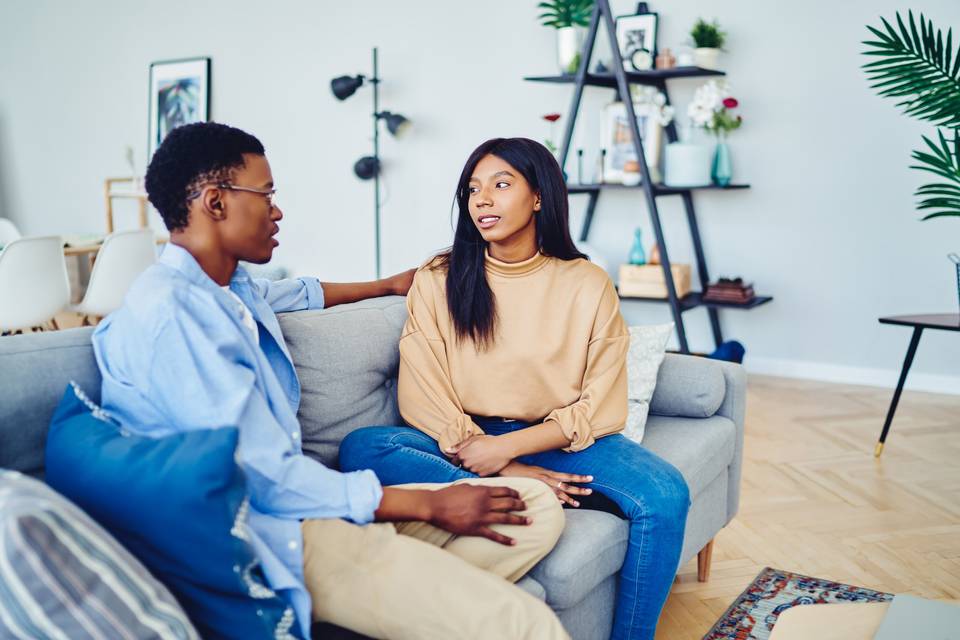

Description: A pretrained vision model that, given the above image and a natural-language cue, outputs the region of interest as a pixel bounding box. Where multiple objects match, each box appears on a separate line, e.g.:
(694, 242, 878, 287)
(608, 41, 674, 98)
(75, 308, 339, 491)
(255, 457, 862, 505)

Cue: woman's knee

(338, 426, 394, 470)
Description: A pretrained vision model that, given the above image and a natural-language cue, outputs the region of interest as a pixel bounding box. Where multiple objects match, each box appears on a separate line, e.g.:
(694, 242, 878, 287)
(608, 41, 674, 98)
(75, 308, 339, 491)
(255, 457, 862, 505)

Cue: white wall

(1, 0, 958, 393)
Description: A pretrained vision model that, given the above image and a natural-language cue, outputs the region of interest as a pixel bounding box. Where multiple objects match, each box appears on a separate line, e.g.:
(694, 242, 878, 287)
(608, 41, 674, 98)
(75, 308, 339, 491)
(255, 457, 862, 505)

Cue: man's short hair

(145, 122, 265, 231)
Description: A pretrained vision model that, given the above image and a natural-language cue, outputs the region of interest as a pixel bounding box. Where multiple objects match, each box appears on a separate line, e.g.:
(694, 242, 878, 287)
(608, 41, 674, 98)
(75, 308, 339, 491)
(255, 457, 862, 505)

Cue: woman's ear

(534, 192, 541, 212)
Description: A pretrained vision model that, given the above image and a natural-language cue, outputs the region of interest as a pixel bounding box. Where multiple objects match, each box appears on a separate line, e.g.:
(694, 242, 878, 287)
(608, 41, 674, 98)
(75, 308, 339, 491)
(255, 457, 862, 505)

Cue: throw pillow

(624, 323, 673, 443)
(0, 469, 198, 639)
(44, 382, 304, 640)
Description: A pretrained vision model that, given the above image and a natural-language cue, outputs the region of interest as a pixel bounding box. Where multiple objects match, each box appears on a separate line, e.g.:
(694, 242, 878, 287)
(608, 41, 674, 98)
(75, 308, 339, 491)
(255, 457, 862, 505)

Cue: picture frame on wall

(615, 11, 659, 71)
(148, 57, 211, 160)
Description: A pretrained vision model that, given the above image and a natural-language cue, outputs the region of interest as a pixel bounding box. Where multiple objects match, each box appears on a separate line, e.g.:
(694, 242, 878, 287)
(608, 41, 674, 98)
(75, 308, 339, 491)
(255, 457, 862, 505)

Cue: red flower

(543, 113, 562, 122)
(722, 97, 739, 109)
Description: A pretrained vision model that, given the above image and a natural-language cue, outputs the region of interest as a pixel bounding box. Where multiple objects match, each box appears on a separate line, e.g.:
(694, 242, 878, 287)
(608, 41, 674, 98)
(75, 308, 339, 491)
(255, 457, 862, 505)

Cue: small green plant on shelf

(863, 10, 960, 220)
(690, 18, 726, 49)
(538, 0, 594, 28)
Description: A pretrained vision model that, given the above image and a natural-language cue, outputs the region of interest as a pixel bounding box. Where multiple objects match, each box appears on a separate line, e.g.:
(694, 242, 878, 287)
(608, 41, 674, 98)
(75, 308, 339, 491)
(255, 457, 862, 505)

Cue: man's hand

(428, 484, 530, 545)
(384, 268, 416, 296)
(447, 435, 513, 477)
(499, 461, 593, 508)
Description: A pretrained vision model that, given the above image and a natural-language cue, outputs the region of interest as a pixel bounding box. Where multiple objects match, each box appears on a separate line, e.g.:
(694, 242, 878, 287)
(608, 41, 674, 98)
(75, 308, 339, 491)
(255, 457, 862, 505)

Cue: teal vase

(711, 136, 732, 187)
(628, 229, 646, 265)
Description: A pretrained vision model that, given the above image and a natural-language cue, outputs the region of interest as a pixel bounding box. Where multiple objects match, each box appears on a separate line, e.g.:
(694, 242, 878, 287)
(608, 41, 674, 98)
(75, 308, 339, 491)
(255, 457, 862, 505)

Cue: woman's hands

(499, 461, 593, 508)
(446, 435, 514, 477)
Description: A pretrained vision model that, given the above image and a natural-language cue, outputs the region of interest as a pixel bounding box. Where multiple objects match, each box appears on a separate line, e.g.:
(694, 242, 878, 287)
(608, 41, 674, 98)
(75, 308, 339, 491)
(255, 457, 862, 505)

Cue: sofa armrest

(650, 353, 746, 521)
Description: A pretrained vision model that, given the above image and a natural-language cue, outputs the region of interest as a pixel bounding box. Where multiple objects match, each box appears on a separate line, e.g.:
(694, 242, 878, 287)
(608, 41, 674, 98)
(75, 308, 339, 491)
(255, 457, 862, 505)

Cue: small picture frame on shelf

(615, 11, 659, 71)
(601, 101, 664, 184)
(148, 57, 211, 160)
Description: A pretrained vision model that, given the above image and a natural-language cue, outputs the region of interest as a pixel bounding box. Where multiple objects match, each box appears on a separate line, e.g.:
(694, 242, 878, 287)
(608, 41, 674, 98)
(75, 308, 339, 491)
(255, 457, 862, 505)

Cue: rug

(702, 566, 894, 640)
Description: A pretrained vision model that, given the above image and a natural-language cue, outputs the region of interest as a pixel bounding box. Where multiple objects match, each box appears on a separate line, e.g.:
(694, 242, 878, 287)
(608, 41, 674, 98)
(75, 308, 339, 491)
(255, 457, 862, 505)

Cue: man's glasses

(187, 183, 278, 208)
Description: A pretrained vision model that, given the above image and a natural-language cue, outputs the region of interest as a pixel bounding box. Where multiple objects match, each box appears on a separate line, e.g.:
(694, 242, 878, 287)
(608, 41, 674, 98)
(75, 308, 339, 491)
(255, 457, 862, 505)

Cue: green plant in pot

(539, 0, 594, 74)
(690, 18, 726, 70)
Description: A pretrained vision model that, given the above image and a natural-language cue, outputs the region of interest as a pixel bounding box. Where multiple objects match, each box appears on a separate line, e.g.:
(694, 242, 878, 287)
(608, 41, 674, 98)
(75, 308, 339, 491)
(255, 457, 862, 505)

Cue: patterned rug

(702, 566, 894, 639)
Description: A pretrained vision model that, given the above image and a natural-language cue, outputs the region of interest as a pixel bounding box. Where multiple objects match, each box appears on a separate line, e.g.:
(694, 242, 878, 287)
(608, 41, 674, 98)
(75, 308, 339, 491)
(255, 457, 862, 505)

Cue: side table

(875, 314, 960, 456)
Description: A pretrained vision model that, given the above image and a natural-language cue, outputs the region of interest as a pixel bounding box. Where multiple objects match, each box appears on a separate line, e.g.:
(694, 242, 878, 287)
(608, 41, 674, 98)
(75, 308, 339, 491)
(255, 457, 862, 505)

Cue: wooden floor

(655, 375, 960, 639)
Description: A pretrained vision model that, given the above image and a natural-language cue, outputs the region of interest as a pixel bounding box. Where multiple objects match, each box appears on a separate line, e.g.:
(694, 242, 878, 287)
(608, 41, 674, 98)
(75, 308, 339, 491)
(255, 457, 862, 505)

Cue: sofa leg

(697, 539, 714, 582)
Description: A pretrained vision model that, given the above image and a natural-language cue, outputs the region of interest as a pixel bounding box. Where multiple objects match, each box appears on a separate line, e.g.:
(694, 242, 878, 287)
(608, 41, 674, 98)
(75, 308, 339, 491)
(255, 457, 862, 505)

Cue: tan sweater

(398, 251, 629, 453)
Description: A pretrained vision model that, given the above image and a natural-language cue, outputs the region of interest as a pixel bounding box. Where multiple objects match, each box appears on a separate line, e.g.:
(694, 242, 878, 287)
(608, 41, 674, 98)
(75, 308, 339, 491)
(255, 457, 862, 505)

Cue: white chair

(0, 218, 21, 247)
(72, 229, 156, 320)
(0, 236, 70, 333)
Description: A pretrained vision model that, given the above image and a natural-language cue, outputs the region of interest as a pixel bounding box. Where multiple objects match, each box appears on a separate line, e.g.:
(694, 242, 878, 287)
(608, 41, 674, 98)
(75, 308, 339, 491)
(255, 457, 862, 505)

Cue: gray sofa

(0, 296, 745, 640)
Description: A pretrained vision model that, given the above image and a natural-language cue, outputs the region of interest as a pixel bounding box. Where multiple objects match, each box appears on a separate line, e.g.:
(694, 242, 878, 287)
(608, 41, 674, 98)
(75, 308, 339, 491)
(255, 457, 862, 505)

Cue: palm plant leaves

(912, 129, 960, 220)
(862, 11, 960, 129)
(538, 0, 593, 28)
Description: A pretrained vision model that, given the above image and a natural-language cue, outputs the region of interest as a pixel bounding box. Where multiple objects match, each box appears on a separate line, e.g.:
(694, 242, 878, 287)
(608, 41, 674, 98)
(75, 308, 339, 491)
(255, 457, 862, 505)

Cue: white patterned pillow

(0, 470, 198, 639)
(623, 324, 673, 443)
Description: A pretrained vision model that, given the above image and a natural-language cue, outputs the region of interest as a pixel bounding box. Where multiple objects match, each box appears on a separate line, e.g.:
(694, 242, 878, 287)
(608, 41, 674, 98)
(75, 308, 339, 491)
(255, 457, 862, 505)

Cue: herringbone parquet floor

(655, 375, 960, 639)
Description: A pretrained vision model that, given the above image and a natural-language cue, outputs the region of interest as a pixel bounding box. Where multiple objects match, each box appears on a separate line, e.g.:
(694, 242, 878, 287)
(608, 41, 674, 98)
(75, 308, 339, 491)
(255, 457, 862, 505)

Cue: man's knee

(471, 476, 565, 551)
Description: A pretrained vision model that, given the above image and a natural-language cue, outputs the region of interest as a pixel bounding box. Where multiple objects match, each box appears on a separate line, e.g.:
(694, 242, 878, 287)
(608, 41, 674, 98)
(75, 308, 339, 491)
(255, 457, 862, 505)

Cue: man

(92, 122, 568, 639)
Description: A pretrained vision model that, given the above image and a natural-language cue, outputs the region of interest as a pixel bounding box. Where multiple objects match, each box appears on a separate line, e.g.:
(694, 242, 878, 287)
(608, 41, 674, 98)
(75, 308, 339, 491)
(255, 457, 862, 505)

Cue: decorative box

(618, 264, 692, 299)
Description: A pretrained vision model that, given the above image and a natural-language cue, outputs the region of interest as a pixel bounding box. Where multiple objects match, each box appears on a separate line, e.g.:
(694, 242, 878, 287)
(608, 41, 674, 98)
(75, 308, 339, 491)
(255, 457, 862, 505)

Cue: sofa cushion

(0, 469, 198, 639)
(280, 297, 407, 468)
(641, 414, 736, 500)
(0, 327, 99, 477)
(45, 383, 303, 640)
(527, 508, 629, 610)
(650, 353, 726, 418)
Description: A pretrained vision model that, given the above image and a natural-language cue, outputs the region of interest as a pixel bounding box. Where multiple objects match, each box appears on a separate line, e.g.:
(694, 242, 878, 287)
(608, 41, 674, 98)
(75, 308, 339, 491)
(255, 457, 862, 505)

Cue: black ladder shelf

(524, 0, 772, 354)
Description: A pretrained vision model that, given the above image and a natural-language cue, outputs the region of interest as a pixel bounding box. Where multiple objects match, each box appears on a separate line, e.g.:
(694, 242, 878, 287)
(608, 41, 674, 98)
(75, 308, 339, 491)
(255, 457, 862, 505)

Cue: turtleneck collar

(484, 249, 550, 278)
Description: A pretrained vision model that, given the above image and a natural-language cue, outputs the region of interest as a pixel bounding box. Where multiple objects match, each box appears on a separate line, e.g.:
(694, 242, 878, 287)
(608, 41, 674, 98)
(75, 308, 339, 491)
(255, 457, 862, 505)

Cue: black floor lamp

(330, 47, 410, 279)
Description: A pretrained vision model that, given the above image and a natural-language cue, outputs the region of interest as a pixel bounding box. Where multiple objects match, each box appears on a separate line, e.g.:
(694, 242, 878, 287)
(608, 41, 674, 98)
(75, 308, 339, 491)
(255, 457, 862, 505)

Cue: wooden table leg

(875, 327, 923, 457)
(697, 539, 714, 582)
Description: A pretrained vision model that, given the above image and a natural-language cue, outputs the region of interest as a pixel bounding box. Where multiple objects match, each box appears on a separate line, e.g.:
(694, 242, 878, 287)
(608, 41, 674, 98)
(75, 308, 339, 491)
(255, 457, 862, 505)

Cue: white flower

(687, 80, 734, 128)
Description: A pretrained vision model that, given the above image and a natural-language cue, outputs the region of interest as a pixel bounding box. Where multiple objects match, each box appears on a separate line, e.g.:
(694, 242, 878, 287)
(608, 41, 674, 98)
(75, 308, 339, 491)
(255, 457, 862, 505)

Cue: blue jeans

(339, 418, 690, 640)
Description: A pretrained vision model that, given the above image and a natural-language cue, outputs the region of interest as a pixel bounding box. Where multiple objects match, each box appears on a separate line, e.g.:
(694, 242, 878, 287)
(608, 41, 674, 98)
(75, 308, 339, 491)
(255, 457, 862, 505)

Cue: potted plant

(690, 18, 726, 70)
(687, 80, 742, 186)
(539, 0, 594, 74)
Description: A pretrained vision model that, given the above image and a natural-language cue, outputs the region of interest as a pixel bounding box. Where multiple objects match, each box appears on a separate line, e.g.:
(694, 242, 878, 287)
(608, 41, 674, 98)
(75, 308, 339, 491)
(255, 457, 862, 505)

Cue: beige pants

(302, 477, 570, 640)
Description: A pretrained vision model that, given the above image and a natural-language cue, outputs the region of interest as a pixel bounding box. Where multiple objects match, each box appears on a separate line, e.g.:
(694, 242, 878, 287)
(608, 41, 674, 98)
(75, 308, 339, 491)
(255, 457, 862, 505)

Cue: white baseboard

(744, 356, 960, 396)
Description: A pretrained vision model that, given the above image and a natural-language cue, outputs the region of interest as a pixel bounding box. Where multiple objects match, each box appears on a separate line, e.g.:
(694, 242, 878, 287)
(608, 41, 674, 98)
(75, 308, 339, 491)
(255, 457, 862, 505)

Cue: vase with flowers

(687, 80, 742, 186)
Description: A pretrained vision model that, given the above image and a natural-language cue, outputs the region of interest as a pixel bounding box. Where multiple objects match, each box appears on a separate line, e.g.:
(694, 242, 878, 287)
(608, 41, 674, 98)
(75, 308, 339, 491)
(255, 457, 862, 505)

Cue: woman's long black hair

(434, 137, 586, 348)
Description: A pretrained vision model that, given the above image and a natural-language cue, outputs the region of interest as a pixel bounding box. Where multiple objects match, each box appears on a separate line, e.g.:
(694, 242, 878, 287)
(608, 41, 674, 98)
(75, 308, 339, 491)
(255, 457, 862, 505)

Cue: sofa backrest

(0, 296, 408, 476)
(0, 326, 101, 476)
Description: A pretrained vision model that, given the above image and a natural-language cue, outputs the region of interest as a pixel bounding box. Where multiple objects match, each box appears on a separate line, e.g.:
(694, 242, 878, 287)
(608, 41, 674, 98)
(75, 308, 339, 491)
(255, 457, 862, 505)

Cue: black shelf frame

(529, 0, 771, 353)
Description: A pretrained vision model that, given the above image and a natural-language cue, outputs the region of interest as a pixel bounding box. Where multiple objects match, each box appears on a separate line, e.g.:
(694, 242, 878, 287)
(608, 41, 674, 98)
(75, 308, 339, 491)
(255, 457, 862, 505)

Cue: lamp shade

(353, 156, 380, 180)
(380, 111, 411, 137)
(331, 75, 364, 100)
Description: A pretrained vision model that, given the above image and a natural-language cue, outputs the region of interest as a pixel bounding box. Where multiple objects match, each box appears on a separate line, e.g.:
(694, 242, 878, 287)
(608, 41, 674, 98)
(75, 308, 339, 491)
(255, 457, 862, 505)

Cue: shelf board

(568, 183, 749, 196)
(617, 291, 773, 312)
(525, 66, 726, 87)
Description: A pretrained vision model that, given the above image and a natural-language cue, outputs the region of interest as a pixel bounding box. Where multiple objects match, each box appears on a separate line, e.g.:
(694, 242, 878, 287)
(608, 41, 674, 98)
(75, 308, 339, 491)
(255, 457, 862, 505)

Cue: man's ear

(202, 186, 226, 221)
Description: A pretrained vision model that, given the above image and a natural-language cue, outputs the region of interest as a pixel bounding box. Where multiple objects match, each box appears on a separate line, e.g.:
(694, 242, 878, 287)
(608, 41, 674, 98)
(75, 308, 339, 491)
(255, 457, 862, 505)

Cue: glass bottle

(628, 228, 647, 265)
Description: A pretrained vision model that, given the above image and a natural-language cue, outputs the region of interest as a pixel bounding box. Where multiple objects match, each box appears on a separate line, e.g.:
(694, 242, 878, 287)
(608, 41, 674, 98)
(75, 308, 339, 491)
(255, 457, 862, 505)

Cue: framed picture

(148, 57, 211, 160)
(600, 101, 664, 184)
(615, 12, 658, 71)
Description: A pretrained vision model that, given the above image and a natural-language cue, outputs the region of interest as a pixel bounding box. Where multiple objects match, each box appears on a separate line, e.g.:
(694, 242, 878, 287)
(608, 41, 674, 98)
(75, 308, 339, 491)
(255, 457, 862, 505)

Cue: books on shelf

(703, 278, 755, 304)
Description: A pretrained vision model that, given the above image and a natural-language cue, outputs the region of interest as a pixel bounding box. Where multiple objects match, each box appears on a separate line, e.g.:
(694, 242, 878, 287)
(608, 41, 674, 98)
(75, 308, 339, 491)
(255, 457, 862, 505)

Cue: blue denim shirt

(92, 243, 383, 638)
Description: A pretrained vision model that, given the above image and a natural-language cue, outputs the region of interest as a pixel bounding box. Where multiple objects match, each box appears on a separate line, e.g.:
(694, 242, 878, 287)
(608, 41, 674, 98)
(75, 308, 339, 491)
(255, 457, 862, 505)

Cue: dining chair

(0, 218, 21, 247)
(71, 228, 157, 321)
(0, 236, 70, 333)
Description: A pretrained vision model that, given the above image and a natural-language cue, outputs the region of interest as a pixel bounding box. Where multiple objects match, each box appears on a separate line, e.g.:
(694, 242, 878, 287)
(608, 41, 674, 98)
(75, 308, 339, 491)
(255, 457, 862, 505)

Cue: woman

(340, 138, 689, 640)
